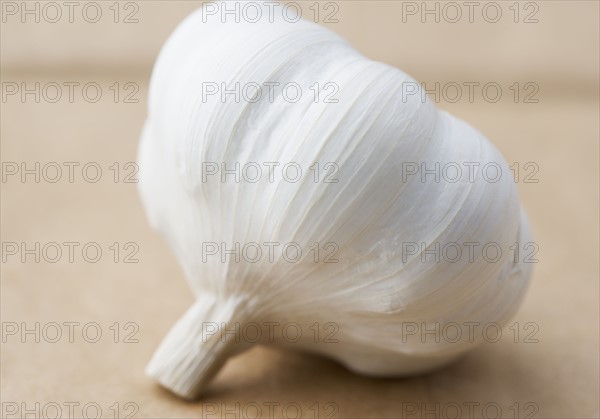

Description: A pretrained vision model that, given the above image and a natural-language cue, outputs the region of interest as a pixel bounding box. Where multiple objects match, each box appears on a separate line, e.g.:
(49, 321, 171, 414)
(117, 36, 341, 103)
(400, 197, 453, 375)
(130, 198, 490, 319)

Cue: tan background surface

(1, 1, 599, 418)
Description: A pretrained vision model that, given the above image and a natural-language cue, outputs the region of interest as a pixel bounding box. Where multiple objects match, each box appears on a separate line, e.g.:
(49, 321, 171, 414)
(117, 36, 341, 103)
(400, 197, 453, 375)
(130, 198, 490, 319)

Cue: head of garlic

(138, 2, 533, 400)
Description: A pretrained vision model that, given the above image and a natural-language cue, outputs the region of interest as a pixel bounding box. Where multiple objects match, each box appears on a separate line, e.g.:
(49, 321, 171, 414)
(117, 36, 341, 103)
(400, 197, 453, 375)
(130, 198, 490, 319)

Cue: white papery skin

(138, 2, 533, 400)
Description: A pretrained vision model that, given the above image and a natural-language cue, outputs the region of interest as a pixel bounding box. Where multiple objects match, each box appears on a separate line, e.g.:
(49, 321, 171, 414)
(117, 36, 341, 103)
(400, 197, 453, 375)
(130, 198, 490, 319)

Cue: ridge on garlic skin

(138, 2, 533, 400)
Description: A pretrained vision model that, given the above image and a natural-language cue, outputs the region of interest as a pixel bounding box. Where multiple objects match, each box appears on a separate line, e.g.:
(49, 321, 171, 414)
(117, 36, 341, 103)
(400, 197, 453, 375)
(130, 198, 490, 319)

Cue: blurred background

(1, 1, 598, 418)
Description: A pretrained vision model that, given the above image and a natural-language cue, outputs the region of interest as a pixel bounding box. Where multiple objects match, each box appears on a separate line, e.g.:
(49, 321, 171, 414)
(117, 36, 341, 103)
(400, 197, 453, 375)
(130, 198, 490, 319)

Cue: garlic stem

(146, 294, 249, 399)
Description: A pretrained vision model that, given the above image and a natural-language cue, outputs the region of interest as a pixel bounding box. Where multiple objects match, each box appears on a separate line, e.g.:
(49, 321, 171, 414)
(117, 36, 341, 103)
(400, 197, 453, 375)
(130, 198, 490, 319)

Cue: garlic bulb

(138, 2, 533, 400)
